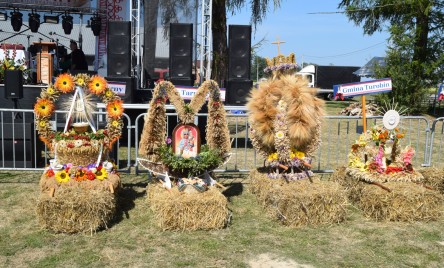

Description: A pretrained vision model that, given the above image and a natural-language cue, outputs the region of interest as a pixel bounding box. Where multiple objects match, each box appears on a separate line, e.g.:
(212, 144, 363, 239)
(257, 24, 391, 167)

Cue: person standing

(68, 40, 88, 71)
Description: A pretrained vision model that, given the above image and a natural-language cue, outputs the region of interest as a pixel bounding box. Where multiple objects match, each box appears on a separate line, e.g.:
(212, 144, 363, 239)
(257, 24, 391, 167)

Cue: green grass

(1, 171, 444, 267)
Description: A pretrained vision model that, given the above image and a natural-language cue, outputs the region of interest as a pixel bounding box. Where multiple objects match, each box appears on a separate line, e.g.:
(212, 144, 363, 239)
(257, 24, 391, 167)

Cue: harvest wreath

(34, 73, 124, 167)
(34, 73, 123, 233)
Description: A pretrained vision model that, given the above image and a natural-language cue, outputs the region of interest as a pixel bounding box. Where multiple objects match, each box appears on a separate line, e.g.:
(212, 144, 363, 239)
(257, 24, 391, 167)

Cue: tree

(338, 0, 444, 113)
(251, 55, 267, 81)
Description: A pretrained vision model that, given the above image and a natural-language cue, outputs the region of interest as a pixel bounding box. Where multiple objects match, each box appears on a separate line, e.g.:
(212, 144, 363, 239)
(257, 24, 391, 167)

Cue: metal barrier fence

(0, 107, 441, 173)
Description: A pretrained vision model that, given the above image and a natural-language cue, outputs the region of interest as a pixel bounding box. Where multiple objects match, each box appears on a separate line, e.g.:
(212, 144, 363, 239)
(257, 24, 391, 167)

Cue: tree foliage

(339, 0, 444, 113)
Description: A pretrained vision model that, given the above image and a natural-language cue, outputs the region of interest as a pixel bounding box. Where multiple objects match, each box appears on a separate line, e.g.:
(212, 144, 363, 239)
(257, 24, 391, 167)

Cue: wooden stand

(33, 42, 56, 85)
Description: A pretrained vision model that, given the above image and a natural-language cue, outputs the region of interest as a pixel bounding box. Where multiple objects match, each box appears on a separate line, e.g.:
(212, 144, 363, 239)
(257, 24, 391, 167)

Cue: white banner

(334, 78, 392, 98)
(176, 86, 226, 101)
(108, 81, 126, 96)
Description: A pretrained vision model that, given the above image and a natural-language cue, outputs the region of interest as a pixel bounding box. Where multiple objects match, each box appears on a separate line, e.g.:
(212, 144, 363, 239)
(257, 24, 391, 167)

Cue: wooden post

(362, 95, 367, 133)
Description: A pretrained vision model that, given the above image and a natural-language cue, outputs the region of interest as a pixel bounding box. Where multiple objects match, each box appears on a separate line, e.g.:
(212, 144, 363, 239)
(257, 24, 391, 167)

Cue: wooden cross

(272, 37, 286, 55)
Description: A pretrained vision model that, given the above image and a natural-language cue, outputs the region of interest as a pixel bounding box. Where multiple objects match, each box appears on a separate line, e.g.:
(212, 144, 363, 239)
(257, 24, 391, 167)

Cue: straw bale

(249, 170, 348, 227)
(36, 187, 117, 233)
(330, 166, 365, 203)
(419, 168, 444, 195)
(39, 173, 121, 193)
(357, 182, 443, 222)
(147, 184, 230, 231)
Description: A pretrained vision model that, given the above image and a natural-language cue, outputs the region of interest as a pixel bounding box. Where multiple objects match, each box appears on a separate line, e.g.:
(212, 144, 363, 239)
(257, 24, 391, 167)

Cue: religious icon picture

(172, 124, 200, 158)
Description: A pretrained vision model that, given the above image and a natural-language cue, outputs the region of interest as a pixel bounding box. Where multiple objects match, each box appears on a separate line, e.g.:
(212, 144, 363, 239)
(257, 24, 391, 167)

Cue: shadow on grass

(222, 182, 243, 201)
(111, 182, 148, 226)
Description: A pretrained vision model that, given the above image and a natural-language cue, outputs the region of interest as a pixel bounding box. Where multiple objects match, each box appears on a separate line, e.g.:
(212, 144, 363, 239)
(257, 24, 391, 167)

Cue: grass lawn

(1, 100, 444, 267)
(1, 171, 444, 267)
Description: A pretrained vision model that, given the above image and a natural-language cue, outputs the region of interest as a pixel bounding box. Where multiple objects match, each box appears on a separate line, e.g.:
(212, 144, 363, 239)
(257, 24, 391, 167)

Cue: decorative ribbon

(335, 92, 344, 101)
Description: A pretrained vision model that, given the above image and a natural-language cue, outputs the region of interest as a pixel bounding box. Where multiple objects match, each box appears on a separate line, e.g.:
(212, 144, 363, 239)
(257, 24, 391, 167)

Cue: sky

(227, 0, 390, 67)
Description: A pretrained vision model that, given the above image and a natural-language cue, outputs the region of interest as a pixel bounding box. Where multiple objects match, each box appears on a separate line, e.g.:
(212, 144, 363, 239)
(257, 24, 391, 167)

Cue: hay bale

(36, 187, 117, 233)
(147, 184, 230, 231)
(357, 182, 443, 222)
(419, 168, 444, 195)
(39, 173, 121, 193)
(249, 169, 348, 227)
(330, 166, 365, 203)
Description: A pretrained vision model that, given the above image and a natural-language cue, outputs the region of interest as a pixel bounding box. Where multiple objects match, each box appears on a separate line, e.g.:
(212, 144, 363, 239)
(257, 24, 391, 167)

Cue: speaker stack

(107, 21, 134, 103)
(226, 25, 252, 105)
(169, 23, 193, 86)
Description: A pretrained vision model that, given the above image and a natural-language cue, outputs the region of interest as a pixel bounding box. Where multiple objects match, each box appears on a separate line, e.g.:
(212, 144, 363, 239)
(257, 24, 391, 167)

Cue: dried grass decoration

(34, 73, 124, 233)
(138, 80, 231, 230)
(138, 80, 230, 177)
(246, 54, 348, 226)
(332, 114, 444, 221)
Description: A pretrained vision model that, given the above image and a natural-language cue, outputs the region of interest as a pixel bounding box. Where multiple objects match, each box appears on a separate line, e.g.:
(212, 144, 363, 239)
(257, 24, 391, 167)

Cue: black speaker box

(4, 70, 23, 99)
(225, 80, 253, 105)
(170, 78, 193, 87)
(228, 25, 252, 80)
(169, 23, 193, 81)
(0, 123, 43, 168)
(108, 21, 131, 77)
(106, 76, 135, 103)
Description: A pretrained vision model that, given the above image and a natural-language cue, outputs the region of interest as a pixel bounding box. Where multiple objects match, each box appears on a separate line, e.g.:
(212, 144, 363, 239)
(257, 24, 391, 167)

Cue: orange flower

(89, 76, 107, 95)
(34, 98, 55, 117)
(55, 73, 74, 93)
(107, 100, 124, 119)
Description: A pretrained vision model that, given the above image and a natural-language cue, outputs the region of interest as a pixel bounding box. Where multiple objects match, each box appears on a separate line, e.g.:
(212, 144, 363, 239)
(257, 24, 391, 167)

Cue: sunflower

(55, 170, 70, 183)
(34, 98, 55, 117)
(105, 89, 113, 97)
(76, 77, 85, 86)
(46, 86, 56, 95)
(106, 100, 124, 119)
(111, 120, 120, 127)
(55, 73, 74, 93)
(39, 120, 47, 127)
(89, 76, 107, 95)
(95, 167, 108, 180)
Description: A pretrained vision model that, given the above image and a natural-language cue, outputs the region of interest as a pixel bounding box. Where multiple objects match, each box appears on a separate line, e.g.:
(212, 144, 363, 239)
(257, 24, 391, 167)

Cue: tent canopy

(354, 57, 386, 77)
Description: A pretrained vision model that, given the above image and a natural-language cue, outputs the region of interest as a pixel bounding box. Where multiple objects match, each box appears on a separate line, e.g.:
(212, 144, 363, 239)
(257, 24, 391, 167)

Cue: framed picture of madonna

(172, 124, 200, 158)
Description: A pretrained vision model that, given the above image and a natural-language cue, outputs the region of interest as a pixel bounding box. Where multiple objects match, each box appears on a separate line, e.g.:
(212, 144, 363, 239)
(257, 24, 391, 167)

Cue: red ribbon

(335, 93, 344, 101)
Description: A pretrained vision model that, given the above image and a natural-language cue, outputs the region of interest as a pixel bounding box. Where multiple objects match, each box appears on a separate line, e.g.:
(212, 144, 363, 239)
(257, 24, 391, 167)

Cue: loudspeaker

(107, 21, 131, 77)
(228, 25, 252, 80)
(106, 76, 135, 103)
(169, 23, 193, 86)
(0, 123, 43, 168)
(225, 80, 253, 105)
(4, 70, 23, 99)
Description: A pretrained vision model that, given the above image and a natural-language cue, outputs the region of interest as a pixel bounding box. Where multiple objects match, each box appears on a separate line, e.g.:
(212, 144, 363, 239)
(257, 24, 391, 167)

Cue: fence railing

(0, 107, 441, 173)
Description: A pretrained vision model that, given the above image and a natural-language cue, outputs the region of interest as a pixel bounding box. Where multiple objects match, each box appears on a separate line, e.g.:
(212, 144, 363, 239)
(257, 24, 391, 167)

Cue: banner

(176, 86, 226, 101)
(333, 78, 392, 99)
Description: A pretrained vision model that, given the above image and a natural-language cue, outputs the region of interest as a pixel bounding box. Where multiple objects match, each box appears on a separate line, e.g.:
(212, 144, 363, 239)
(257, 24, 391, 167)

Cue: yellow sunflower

(95, 167, 108, 180)
(39, 120, 47, 127)
(89, 76, 107, 95)
(105, 89, 113, 97)
(46, 86, 56, 95)
(55, 170, 70, 183)
(76, 77, 85, 86)
(34, 98, 55, 117)
(111, 120, 120, 127)
(107, 100, 124, 119)
(55, 73, 74, 93)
